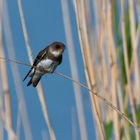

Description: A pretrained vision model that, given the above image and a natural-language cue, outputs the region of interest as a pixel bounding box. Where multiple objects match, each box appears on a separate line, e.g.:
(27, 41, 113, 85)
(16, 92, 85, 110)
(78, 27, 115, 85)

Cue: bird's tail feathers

(27, 75, 41, 87)
(27, 79, 32, 86)
(23, 67, 33, 81)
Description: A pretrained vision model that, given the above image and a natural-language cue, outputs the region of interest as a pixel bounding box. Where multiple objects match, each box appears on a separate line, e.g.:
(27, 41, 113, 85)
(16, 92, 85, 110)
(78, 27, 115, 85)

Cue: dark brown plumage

(23, 41, 65, 87)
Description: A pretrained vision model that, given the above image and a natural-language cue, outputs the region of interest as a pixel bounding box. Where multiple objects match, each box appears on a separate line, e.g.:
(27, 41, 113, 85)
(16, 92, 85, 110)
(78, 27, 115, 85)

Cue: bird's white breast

(37, 59, 53, 69)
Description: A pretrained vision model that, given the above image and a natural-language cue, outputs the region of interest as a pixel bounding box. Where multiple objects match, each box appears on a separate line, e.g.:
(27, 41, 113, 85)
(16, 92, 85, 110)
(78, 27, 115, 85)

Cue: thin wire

(0, 57, 31, 67)
(54, 72, 140, 132)
(0, 57, 140, 132)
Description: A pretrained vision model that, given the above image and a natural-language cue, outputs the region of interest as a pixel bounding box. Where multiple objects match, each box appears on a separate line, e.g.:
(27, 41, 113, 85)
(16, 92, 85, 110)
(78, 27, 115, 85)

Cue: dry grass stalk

(73, 0, 105, 139)
(94, 0, 113, 124)
(3, 1, 32, 139)
(117, 85, 130, 140)
(16, 109, 21, 140)
(71, 108, 77, 140)
(120, 0, 140, 139)
(17, 0, 33, 64)
(128, 0, 140, 139)
(0, 0, 16, 139)
(93, 0, 109, 124)
(129, 0, 140, 104)
(74, 0, 140, 139)
(61, 0, 88, 140)
(0, 111, 16, 140)
(106, 1, 120, 139)
(17, 0, 56, 140)
(0, 41, 14, 140)
(0, 82, 4, 140)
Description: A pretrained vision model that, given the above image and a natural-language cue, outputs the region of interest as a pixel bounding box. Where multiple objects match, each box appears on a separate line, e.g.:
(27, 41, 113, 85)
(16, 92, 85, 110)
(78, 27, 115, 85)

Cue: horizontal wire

(0, 56, 140, 132)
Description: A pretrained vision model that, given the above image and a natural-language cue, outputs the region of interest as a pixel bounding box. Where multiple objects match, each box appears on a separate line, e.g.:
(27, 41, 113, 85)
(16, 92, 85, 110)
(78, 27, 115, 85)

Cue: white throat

(51, 51, 60, 57)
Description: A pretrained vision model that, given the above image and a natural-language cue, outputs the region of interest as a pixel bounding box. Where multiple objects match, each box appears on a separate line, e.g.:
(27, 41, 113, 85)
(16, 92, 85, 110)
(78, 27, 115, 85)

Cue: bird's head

(49, 42, 65, 57)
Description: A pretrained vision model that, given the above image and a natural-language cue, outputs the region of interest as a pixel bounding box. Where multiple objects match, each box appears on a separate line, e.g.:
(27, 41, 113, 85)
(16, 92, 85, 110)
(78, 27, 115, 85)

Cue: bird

(23, 41, 65, 87)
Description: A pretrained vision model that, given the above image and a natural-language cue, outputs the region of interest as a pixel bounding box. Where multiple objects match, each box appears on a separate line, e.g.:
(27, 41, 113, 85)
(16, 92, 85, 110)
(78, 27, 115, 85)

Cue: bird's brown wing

(33, 47, 49, 66)
(58, 55, 62, 64)
(23, 47, 48, 81)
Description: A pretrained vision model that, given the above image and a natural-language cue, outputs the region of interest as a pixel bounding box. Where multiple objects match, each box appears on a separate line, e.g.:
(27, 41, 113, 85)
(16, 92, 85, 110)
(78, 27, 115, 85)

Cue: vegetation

(0, 0, 140, 139)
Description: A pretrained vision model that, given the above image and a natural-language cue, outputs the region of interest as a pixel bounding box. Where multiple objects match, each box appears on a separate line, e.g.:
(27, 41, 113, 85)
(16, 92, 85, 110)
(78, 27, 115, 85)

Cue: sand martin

(23, 41, 65, 87)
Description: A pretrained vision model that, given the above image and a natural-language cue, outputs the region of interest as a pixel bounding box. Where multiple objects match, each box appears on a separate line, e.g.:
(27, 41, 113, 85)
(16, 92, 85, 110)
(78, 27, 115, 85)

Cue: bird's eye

(55, 45, 60, 49)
